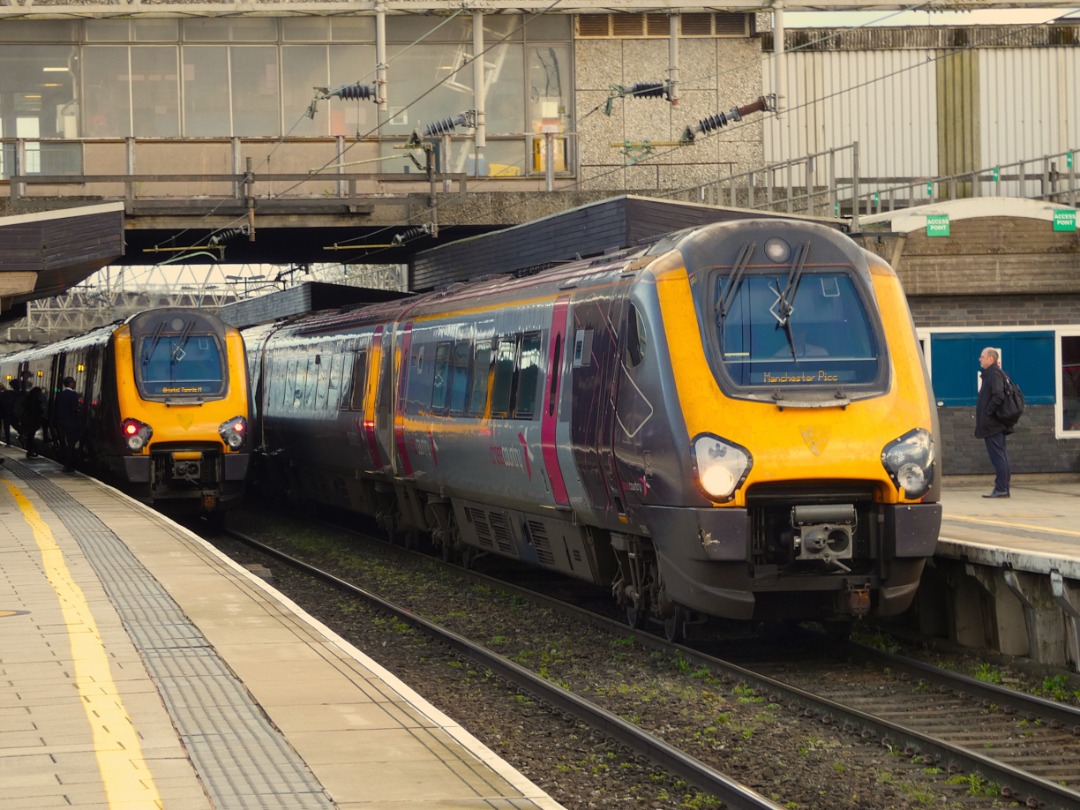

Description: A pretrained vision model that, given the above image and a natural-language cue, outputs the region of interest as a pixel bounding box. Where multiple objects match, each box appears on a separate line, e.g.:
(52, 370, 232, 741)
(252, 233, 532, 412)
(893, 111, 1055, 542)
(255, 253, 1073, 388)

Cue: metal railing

(0, 135, 577, 204)
(664, 143, 1079, 218)
(854, 149, 1078, 215)
(662, 143, 861, 218)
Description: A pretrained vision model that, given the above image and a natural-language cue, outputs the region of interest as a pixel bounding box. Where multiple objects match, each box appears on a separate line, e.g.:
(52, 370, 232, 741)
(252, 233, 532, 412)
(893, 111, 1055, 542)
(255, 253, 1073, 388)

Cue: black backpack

(996, 372, 1025, 427)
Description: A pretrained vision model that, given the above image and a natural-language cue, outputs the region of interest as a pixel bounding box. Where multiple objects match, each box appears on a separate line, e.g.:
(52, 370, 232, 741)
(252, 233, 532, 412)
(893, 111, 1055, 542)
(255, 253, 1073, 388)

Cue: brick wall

(909, 296, 1080, 474)
(937, 404, 1080, 475)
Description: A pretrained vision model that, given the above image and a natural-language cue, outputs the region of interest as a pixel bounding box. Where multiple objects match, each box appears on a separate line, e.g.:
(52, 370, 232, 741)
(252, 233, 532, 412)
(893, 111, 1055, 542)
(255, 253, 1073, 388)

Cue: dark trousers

(59, 427, 81, 470)
(984, 432, 1010, 494)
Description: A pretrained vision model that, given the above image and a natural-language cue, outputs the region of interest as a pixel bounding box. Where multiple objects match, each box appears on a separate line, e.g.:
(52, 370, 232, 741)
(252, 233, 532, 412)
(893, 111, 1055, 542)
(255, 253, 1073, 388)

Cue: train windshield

(135, 321, 226, 397)
(715, 272, 880, 389)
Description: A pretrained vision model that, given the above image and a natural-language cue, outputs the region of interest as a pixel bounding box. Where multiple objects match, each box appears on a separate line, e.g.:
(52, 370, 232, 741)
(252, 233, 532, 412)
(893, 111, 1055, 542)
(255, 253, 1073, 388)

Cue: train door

(47, 352, 65, 443)
(540, 296, 571, 509)
(369, 325, 394, 476)
(610, 302, 658, 517)
(356, 330, 382, 473)
(392, 321, 414, 477)
(568, 287, 630, 523)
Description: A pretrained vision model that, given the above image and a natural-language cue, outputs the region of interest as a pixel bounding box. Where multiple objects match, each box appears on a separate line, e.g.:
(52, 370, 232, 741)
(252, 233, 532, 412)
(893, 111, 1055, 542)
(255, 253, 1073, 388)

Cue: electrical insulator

(698, 110, 734, 135)
(423, 116, 462, 138)
(420, 112, 475, 139)
(209, 226, 249, 245)
(626, 82, 669, 100)
(392, 224, 432, 246)
(318, 83, 376, 101)
(681, 96, 772, 144)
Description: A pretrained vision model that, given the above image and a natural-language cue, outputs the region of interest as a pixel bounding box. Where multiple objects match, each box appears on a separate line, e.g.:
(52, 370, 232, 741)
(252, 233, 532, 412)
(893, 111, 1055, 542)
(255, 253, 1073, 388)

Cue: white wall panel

(980, 48, 1080, 166)
(764, 45, 1078, 190)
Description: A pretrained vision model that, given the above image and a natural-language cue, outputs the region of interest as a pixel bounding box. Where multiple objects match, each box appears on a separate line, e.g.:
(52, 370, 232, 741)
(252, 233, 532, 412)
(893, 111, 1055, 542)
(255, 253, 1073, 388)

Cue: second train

(0, 308, 252, 516)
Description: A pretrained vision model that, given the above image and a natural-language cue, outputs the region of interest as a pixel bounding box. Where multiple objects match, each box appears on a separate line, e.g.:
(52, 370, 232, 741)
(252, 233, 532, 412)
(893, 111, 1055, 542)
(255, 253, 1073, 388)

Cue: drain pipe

(376, 0, 388, 126)
(773, 0, 785, 119)
(473, 11, 487, 177)
(668, 13, 680, 108)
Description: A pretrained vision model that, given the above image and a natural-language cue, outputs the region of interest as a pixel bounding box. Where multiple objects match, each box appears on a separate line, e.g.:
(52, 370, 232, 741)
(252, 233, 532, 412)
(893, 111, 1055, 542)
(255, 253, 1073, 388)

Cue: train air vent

(467, 506, 495, 550)
(527, 520, 555, 566)
(488, 511, 518, 556)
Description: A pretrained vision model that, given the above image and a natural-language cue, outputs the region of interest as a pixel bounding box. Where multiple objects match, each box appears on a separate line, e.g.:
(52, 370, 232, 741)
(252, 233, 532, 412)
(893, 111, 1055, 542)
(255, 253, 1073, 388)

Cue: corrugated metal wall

(762, 37, 1079, 185)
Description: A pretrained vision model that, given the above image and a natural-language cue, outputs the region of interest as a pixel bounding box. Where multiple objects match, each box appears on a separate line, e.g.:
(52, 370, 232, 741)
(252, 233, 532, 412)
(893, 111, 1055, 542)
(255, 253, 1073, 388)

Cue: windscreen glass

(135, 317, 226, 396)
(717, 272, 879, 388)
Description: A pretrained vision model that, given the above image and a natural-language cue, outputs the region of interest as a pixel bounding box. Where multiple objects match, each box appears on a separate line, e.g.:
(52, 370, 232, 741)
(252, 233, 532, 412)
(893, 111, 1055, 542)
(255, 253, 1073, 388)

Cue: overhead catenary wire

(155, 3, 1078, 270)
(167, 0, 912, 260)
(147, 8, 470, 262)
(377, 4, 1078, 260)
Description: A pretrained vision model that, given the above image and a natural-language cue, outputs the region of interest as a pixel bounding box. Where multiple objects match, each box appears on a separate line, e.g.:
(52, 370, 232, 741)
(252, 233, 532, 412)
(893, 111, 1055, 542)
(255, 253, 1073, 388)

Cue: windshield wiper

(715, 243, 756, 353)
(770, 241, 811, 359)
(171, 319, 196, 365)
(143, 321, 166, 367)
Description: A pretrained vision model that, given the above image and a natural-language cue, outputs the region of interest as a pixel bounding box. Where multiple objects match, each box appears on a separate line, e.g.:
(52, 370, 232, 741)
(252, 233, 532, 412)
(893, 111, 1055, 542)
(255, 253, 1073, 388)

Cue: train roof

(219, 281, 410, 330)
(411, 195, 845, 292)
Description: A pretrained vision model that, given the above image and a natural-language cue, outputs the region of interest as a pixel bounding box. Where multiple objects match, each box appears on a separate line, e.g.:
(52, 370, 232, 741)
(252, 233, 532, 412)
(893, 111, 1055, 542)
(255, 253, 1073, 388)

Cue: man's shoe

(982, 491, 1010, 498)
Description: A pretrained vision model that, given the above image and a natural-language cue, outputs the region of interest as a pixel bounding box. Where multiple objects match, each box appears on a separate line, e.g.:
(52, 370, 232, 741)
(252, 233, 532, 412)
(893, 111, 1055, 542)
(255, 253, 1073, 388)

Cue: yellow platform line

(7, 481, 162, 809)
(944, 511, 1080, 539)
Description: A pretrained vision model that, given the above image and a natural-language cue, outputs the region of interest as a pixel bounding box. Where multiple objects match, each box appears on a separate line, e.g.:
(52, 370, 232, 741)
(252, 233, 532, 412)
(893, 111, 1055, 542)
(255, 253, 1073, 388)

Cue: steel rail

(236, 521, 1080, 809)
(224, 528, 785, 810)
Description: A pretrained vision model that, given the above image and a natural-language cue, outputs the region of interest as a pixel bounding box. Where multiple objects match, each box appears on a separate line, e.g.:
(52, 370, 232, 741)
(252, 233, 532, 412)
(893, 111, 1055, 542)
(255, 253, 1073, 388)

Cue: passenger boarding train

(246, 218, 942, 638)
(0, 309, 252, 515)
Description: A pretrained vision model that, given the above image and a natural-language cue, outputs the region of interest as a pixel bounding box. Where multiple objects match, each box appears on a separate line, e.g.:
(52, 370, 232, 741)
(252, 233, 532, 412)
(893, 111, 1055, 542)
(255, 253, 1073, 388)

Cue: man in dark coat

(55, 376, 82, 472)
(0, 381, 15, 444)
(975, 347, 1011, 498)
(19, 386, 45, 459)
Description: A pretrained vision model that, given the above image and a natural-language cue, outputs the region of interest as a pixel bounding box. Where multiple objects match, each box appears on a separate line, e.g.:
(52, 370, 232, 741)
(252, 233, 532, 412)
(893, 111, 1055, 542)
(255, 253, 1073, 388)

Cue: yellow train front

(613, 219, 942, 632)
(3, 309, 251, 515)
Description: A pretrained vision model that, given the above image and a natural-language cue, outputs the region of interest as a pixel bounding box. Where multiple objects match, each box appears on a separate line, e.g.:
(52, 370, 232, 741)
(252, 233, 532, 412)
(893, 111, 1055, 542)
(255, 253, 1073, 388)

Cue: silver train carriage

(247, 219, 941, 637)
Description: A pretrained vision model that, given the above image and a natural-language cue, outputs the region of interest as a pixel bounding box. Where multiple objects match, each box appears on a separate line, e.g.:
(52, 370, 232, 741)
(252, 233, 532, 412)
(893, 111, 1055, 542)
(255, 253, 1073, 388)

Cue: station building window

(1059, 333, 1080, 435)
(925, 329, 1080, 438)
(0, 15, 571, 177)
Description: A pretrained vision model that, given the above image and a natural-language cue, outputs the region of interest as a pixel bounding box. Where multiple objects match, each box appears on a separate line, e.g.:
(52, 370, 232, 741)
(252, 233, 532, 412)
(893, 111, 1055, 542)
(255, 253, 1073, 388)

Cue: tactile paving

(14, 466, 335, 810)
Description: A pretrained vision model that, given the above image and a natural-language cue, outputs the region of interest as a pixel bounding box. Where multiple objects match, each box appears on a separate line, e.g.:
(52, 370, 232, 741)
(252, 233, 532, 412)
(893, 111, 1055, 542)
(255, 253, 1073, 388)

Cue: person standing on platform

(18, 386, 45, 459)
(976, 346, 1011, 498)
(0, 381, 15, 445)
(55, 376, 82, 472)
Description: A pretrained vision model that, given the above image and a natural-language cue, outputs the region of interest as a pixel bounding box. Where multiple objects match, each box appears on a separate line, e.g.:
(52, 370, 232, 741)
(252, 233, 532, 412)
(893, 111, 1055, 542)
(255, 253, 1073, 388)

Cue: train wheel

(624, 600, 648, 631)
(663, 606, 686, 644)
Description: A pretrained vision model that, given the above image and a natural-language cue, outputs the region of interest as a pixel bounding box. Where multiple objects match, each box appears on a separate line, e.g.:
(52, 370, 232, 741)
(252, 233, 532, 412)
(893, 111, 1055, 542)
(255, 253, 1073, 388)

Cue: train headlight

(881, 428, 934, 499)
(692, 434, 752, 502)
(121, 418, 153, 452)
(218, 416, 247, 450)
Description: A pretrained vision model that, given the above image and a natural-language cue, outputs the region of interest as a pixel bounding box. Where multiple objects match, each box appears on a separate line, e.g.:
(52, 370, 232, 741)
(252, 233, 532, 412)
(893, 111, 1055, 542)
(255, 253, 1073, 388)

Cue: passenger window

(305, 358, 318, 408)
(548, 334, 562, 417)
(316, 356, 330, 411)
(573, 329, 593, 368)
(449, 341, 471, 414)
(625, 305, 646, 367)
(490, 337, 517, 417)
(468, 342, 494, 416)
(431, 342, 451, 411)
(347, 350, 368, 411)
(514, 331, 542, 419)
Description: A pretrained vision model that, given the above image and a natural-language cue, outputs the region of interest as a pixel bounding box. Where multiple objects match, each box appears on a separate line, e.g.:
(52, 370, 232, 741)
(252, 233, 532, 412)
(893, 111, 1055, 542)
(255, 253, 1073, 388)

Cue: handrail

(664, 144, 1078, 217)
(6, 171, 470, 203)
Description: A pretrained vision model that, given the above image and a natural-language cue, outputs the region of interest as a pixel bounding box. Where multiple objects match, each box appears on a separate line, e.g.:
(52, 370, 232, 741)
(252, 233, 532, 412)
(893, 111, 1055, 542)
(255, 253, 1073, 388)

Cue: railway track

(215, 515, 1080, 808)
(222, 526, 785, 810)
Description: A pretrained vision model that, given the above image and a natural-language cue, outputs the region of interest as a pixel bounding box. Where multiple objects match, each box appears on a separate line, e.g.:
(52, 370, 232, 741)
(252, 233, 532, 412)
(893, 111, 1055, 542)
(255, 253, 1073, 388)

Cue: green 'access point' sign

(1053, 210, 1077, 232)
(926, 214, 950, 237)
